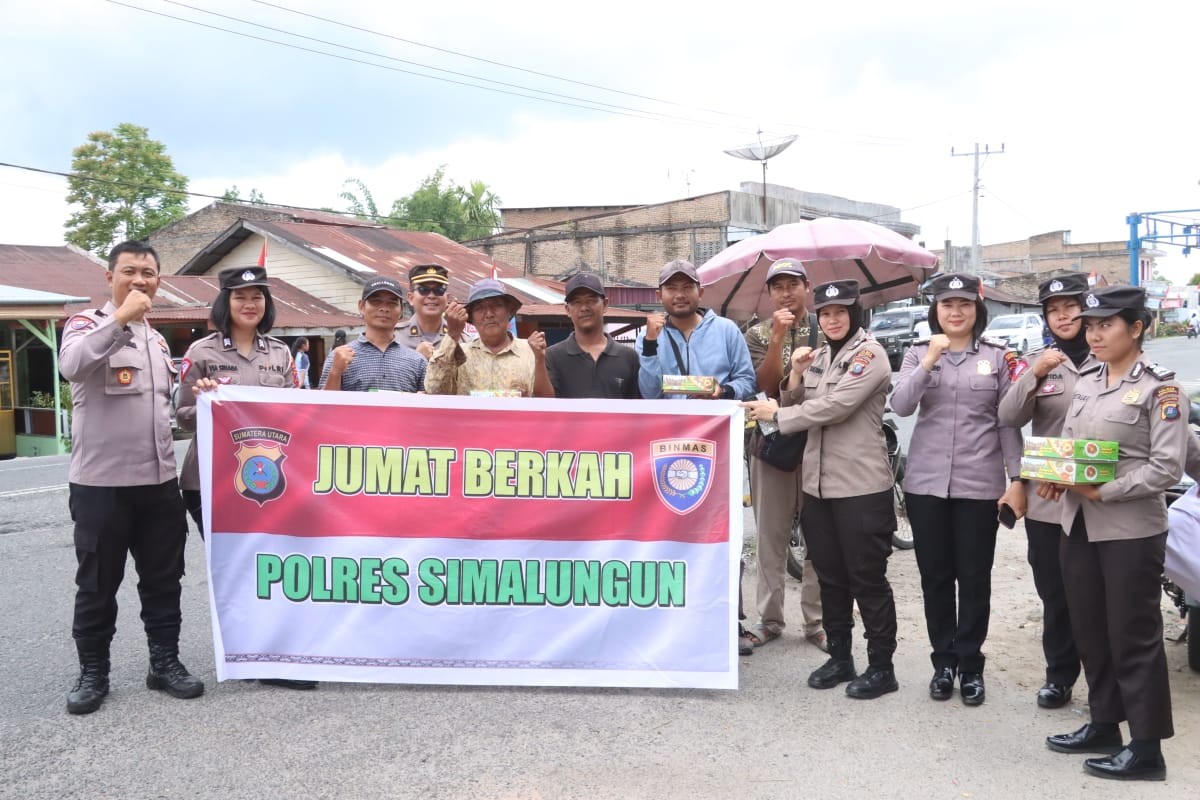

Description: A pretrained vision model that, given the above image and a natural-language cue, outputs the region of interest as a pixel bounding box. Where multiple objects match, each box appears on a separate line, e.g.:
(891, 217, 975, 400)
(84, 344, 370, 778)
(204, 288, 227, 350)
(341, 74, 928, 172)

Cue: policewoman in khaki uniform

(59, 240, 203, 715)
(891, 272, 1026, 707)
(1039, 286, 1187, 781)
(997, 272, 1093, 709)
(176, 267, 313, 690)
(743, 279, 898, 699)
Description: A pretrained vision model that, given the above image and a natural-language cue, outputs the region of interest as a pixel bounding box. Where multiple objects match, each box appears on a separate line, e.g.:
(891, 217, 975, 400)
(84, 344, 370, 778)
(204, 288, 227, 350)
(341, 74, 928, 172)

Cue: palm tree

(456, 180, 501, 239)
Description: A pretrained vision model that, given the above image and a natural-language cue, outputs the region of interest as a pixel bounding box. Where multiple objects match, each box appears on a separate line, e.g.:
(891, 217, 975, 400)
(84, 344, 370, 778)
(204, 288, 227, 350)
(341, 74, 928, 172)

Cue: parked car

(869, 306, 929, 370)
(984, 312, 1044, 354)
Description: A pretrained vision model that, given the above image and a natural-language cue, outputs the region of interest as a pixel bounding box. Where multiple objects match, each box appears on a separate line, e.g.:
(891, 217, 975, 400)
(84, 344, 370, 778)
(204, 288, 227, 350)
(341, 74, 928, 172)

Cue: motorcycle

(784, 411, 912, 581)
(1163, 399, 1200, 672)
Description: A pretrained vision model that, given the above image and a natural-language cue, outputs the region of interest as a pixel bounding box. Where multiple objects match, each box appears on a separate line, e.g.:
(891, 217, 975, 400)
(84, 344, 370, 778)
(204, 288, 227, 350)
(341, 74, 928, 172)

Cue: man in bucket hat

(425, 278, 553, 396)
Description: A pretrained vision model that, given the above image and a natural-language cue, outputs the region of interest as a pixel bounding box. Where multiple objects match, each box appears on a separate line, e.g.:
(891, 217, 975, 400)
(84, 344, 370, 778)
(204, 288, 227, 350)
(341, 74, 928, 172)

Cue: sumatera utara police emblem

(651, 438, 715, 515)
(231, 427, 292, 506)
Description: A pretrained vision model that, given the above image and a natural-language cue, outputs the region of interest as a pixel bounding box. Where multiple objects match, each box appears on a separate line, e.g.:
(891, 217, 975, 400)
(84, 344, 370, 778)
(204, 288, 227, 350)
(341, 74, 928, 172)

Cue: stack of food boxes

(1020, 437, 1119, 484)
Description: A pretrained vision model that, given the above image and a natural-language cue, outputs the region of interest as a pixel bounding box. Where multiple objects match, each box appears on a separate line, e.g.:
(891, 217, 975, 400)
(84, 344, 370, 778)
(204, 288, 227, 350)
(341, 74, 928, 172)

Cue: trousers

(750, 454, 822, 634)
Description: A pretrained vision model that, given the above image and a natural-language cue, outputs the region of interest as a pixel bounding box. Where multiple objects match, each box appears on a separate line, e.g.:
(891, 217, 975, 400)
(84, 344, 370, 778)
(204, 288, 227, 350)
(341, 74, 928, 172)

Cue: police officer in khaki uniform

(742, 258, 824, 651)
(397, 263, 452, 359)
(997, 273, 1093, 709)
(1039, 286, 1187, 781)
(59, 240, 204, 715)
(744, 279, 898, 698)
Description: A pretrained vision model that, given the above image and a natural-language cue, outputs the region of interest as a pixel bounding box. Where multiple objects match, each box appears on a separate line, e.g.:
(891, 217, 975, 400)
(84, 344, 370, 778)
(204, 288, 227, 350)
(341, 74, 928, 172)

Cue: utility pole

(951, 143, 1005, 273)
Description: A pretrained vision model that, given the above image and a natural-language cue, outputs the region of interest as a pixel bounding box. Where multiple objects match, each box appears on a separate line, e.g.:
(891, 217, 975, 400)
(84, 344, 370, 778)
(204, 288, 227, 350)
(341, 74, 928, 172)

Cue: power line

(243, 0, 913, 146)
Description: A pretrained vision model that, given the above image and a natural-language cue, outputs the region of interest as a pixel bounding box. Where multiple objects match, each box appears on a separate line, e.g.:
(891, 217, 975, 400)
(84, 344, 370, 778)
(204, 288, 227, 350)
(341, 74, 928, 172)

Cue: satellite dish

(724, 131, 798, 229)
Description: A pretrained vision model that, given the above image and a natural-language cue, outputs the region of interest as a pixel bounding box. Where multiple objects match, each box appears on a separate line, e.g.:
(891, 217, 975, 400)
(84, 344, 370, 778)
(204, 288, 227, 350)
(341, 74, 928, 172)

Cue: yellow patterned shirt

(424, 334, 536, 396)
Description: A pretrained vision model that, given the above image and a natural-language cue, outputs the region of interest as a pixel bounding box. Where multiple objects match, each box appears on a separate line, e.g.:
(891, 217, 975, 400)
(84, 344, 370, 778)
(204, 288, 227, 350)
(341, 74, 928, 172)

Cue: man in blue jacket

(636, 260, 756, 400)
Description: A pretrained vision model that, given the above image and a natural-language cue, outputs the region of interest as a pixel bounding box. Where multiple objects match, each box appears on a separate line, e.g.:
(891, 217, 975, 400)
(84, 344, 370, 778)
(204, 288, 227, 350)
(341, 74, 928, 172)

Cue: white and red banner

(197, 389, 741, 689)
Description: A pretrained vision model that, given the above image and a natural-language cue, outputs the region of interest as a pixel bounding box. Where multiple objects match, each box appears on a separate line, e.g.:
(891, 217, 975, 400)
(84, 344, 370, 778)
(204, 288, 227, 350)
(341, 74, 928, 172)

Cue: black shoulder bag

(753, 315, 819, 471)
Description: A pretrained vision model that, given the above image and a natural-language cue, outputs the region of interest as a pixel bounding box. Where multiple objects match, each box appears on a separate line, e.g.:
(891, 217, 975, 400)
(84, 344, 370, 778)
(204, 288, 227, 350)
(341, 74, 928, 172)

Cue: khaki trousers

(750, 454, 822, 635)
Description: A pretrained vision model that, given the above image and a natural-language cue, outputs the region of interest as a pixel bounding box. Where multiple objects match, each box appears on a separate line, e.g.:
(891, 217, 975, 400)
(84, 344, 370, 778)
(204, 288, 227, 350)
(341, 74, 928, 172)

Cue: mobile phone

(997, 503, 1017, 530)
(755, 391, 779, 437)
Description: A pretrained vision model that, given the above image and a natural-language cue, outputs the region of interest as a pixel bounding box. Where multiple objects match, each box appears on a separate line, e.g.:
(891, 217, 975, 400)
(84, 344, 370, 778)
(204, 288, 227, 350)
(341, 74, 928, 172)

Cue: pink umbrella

(697, 217, 939, 320)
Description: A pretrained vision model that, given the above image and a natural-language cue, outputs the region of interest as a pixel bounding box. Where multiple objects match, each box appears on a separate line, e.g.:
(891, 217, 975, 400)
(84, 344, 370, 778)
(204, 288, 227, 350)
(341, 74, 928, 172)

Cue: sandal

(746, 624, 783, 648)
(805, 629, 829, 653)
(737, 625, 755, 656)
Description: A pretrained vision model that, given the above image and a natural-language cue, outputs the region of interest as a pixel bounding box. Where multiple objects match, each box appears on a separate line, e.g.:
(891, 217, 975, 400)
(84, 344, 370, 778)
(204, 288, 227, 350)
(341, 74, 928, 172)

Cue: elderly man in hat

(425, 278, 553, 396)
(319, 276, 427, 392)
(545, 272, 640, 398)
(397, 263, 456, 359)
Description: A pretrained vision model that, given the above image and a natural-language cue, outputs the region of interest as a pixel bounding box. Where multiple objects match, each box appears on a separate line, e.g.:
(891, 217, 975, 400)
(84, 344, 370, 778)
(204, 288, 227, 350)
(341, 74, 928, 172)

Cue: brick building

(468, 183, 922, 288)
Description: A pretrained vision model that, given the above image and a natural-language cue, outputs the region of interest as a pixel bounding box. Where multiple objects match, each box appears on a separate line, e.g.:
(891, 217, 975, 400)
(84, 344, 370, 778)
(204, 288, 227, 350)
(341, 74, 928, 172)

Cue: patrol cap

(658, 259, 700, 286)
(1038, 273, 1090, 304)
(465, 278, 522, 316)
(927, 272, 980, 301)
(564, 272, 606, 301)
(218, 266, 269, 291)
(1075, 285, 1147, 318)
(812, 279, 861, 309)
(361, 276, 405, 300)
(765, 258, 808, 285)
(409, 263, 449, 287)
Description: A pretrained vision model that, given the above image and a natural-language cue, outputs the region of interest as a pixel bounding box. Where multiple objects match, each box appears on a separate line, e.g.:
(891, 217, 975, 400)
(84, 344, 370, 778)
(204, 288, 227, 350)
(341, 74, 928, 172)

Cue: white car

(984, 312, 1044, 353)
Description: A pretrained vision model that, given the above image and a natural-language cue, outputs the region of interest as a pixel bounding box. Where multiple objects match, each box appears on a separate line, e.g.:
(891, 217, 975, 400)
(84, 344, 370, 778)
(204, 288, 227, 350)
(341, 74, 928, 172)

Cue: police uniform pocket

(803, 372, 821, 390)
(1103, 406, 1141, 425)
(105, 350, 143, 395)
(260, 372, 289, 388)
(969, 374, 999, 392)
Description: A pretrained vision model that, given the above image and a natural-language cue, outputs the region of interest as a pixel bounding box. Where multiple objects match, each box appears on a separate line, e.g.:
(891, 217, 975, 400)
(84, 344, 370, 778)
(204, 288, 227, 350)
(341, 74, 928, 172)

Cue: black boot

(67, 638, 110, 715)
(846, 647, 899, 699)
(807, 635, 856, 689)
(146, 639, 205, 699)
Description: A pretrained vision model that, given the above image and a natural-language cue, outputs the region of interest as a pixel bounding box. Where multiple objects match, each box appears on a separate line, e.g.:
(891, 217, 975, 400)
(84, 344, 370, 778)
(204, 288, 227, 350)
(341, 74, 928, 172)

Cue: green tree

(64, 123, 189, 255)
(1188, 272, 1200, 286)
(339, 168, 501, 241)
(221, 185, 267, 204)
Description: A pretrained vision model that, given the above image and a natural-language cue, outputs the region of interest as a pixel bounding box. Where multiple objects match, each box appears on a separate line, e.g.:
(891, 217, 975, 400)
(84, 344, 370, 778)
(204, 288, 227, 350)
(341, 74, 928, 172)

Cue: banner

(197, 389, 741, 689)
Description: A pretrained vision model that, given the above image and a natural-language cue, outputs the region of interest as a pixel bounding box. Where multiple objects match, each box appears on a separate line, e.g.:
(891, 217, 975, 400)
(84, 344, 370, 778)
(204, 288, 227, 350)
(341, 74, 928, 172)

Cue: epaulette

(912, 337, 931, 346)
(1145, 361, 1176, 381)
(1079, 362, 1103, 376)
(979, 336, 1008, 349)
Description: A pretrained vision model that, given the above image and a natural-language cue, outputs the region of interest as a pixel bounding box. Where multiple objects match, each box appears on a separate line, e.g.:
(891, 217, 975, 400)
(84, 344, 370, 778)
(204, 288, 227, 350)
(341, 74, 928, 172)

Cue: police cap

(1076, 285, 1147, 318)
(812, 279, 860, 309)
(219, 266, 269, 291)
(1037, 273, 1090, 304)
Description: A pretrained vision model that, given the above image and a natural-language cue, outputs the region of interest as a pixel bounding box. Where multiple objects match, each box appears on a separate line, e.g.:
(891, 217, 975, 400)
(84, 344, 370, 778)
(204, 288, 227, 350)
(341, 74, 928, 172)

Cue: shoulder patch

(1146, 362, 1176, 381)
(68, 315, 96, 331)
(1154, 385, 1181, 421)
(849, 348, 876, 376)
(1003, 350, 1029, 380)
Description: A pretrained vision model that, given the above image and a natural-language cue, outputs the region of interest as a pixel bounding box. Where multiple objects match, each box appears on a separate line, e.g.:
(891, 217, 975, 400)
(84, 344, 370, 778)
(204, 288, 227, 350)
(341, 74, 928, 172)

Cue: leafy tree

(64, 123, 189, 255)
(221, 185, 266, 204)
(1188, 272, 1200, 286)
(339, 168, 501, 241)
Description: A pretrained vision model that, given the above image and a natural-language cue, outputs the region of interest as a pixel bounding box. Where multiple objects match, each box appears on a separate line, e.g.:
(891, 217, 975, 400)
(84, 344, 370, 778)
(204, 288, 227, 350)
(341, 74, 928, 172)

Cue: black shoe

(807, 657, 857, 689)
(67, 640, 111, 716)
(929, 667, 955, 700)
(258, 678, 318, 690)
(1083, 747, 1166, 781)
(1046, 723, 1124, 755)
(1037, 682, 1072, 709)
(960, 672, 985, 706)
(146, 641, 205, 699)
(845, 666, 899, 699)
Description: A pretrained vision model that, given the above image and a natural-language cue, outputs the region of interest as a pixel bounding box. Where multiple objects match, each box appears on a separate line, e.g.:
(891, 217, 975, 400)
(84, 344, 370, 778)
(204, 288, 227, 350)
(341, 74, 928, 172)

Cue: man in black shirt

(545, 273, 640, 399)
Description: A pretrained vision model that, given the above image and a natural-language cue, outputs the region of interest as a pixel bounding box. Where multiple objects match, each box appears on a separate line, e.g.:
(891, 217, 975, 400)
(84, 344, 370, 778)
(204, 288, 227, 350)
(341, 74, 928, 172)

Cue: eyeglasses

(415, 284, 448, 296)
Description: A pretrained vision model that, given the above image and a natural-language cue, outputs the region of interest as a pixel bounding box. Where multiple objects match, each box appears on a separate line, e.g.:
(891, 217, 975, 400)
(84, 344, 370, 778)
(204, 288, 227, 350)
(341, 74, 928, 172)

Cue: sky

(2, 0, 1200, 284)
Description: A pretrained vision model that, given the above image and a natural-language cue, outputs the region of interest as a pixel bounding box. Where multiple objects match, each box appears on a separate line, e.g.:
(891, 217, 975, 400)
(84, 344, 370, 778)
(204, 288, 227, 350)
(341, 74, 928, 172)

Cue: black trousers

(1061, 514, 1173, 740)
(182, 488, 204, 539)
(801, 489, 897, 664)
(70, 480, 188, 643)
(1024, 517, 1080, 686)
(905, 494, 998, 674)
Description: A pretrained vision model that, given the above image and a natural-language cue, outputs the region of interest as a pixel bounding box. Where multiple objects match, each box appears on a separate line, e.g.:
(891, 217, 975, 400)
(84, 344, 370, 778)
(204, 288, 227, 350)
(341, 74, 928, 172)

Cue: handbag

(753, 429, 807, 471)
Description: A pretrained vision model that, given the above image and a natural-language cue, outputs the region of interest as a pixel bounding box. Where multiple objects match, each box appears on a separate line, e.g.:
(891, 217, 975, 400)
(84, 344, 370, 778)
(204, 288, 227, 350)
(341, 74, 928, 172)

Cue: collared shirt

(997, 348, 1096, 523)
(744, 315, 820, 384)
(778, 328, 893, 499)
(396, 316, 449, 351)
(175, 331, 297, 491)
(545, 333, 640, 399)
(891, 338, 1023, 500)
(1059, 361, 1188, 542)
(425, 334, 536, 396)
(59, 301, 177, 487)
(318, 334, 426, 393)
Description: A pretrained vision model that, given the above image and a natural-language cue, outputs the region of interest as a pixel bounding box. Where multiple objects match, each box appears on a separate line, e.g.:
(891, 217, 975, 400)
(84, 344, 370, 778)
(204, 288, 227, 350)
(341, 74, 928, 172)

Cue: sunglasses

(415, 284, 448, 296)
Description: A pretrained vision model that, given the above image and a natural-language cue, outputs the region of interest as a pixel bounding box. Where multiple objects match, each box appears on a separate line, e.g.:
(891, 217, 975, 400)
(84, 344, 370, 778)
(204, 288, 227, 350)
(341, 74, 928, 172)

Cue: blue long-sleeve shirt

(635, 309, 757, 400)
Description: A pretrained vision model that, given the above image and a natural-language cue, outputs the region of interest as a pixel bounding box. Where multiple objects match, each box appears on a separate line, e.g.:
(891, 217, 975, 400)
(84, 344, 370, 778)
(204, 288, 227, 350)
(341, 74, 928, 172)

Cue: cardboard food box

(1023, 436, 1119, 462)
(1020, 456, 1117, 485)
(662, 375, 717, 396)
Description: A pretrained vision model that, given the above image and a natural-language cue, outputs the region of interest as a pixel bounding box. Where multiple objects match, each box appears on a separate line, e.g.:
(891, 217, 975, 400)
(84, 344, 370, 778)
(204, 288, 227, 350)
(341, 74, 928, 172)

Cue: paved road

(2, 355, 1198, 799)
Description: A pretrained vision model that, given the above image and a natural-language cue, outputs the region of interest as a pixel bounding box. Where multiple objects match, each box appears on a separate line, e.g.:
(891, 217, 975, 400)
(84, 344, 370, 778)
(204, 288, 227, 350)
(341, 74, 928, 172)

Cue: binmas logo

(231, 427, 292, 506)
(651, 438, 715, 515)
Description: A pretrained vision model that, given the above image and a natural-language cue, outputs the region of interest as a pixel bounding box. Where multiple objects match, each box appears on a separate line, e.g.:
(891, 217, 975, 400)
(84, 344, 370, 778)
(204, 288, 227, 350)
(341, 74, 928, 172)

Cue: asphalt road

(1, 341, 1198, 799)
